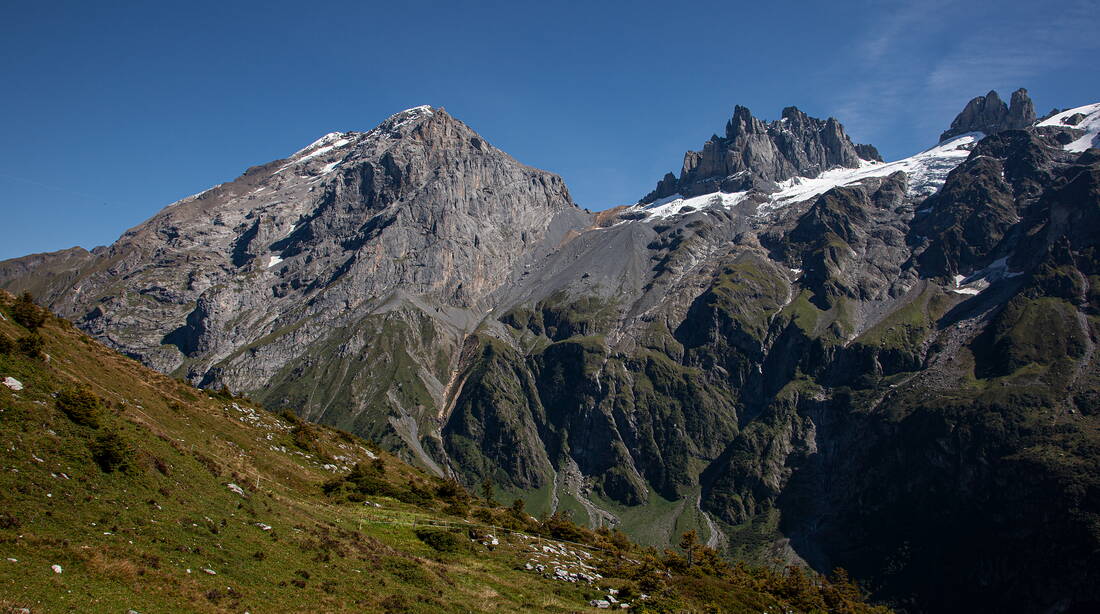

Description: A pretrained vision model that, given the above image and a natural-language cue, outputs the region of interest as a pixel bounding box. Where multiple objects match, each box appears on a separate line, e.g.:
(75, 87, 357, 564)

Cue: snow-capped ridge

(1038, 101, 1100, 153)
(627, 132, 980, 223)
(379, 105, 435, 131)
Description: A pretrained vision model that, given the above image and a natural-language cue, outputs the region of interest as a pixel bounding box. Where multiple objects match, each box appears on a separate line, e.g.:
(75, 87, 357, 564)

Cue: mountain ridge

(3, 89, 1099, 613)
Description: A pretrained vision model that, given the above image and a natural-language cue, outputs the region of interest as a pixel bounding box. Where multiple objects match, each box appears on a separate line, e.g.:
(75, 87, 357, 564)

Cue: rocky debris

(202, 568, 217, 575)
(227, 403, 289, 432)
(255, 522, 272, 531)
(523, 540, 601, 585)
(225, 483, 245, 496)
(640, 104, 876, 203)
(2, 376, 22, 391)
(940, 88, 1036, 141)
(589, 599, 610, 609)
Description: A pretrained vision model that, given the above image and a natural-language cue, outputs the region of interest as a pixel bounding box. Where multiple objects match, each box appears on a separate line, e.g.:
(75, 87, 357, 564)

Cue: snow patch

(382, 105, 434, 131)
(767, 133, 979, 208)
(643, 191, 749, 219)
(293, 132, 350, 157)
(951, 256, 1025, 295)
(1038, 102, 1100, 153)
(2, 377, 22, 391)
(267, 255, 284, 269)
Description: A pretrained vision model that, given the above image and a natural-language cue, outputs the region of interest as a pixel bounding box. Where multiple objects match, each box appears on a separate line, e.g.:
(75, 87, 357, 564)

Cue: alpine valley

(4, 88, 1100, 613)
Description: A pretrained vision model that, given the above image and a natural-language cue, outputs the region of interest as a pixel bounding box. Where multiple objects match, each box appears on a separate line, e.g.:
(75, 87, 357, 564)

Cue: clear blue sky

(1, 0, 1097, 260)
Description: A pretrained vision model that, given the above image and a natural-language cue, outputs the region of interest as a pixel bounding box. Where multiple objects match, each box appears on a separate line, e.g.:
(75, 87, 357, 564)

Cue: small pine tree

(17, 333, 44, 359)
(90, 430, 131, 472)
(480, 476, 494, 502)
(510, 498, 526, 517)
(679, 529, 699, 566)
(11, 292, 46, 330)
(0, 333, 12, 355)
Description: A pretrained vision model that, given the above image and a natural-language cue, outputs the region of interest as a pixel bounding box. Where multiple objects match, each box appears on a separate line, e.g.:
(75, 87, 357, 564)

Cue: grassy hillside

(0, 291, 889, 613)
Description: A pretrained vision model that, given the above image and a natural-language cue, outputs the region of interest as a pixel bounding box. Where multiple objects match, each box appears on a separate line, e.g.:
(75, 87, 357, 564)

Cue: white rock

(51, 564, 63, 573)
(203, 568, 216, 575)
(2, 377, 23, 391)
(226, 483, 245, 496)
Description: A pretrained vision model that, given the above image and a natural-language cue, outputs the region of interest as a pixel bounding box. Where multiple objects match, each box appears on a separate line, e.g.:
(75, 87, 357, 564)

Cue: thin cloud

(828, 0, 1100, 157)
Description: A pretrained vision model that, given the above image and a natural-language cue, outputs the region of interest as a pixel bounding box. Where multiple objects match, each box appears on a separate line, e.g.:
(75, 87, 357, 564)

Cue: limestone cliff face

(0, 106, 588, 462)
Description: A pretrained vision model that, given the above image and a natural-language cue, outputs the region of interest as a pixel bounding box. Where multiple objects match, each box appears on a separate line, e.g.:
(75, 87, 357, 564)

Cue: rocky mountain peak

(940, 87, 1036, 141)
(643, 103, 880, 203)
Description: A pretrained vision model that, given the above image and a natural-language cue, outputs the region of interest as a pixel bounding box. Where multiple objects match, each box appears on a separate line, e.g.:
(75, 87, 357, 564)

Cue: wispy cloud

(828, 0, 1100, 157)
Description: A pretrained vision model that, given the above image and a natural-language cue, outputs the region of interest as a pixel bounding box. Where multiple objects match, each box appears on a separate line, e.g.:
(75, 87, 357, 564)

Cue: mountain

(640, 104, 882, 203)
(0, 105, 589, 473)
(0, 291, 890, 613)
(3, 90, 1100, 613)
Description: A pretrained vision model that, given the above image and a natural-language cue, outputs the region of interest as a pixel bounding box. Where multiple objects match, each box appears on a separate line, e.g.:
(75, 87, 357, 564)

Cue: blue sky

(1, 0, 1097, 260)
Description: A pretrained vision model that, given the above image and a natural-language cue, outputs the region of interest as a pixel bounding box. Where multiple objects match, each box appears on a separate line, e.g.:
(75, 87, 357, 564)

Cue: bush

(0, 333, 12, 354)
(11, 292, 46, 330)
(442, 501, 470, 517)
(414, 528, 473, 553)
(56, 389, 103, 429)
(436, 479, 468, 502)
(56, 387, 103, 428)
(17, 333, 44, 358)
(291, 424, 316, 451)
(90, 431, 132, 472)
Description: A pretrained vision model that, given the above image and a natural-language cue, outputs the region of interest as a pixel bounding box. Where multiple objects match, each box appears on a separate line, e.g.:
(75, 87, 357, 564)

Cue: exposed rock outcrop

(940, 88, 1037, 141)
(640, 105, 880, 203)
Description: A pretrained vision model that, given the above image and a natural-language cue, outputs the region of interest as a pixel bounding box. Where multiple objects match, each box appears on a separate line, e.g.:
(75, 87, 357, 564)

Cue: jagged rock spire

(940, 88, 1036, 142)
(641, 104, 880, 204)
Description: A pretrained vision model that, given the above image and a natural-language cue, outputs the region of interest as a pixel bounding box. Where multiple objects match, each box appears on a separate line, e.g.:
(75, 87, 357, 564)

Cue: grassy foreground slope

(0, 291, 888, 613)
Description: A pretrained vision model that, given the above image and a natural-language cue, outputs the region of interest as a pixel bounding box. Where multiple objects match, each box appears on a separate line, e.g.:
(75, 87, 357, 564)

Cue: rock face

(0, 106, 589, 466)
(4, 91, 1100, 614)
(640, 105, 880, 203)
(940, 88, 1037, 141)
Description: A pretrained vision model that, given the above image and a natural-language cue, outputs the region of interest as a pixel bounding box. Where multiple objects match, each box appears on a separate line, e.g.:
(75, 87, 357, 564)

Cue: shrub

(17, 333, 44, 358)
(442, 501, 470, 517)
(11, 292, 46, 330)
(278, 409, 301, 424)
(436, 479, 468, 502)
(291, 424, 316, 451)
(0, 333, 12, 354)
(56, 387, 104, 427)
(90, 431, 132, 472)
(379, 594, 411, 614)
(414, 528, 472, 553)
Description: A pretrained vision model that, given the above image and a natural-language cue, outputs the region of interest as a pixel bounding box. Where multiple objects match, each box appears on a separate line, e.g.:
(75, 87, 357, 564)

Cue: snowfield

(635, 132, 980, 222)
(1038, 102, 1100, 153)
